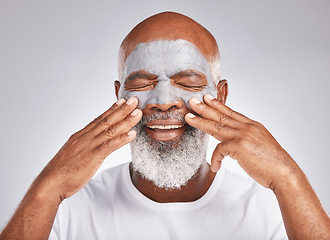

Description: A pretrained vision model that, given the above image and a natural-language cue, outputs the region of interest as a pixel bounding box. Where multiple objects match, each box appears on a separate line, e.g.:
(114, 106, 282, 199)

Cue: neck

(130, 162, 216, 203)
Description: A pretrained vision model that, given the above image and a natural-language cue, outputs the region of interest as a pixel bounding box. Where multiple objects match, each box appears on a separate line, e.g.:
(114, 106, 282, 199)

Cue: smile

(147, 124, 185, 130)
(144, 120, 187, 141)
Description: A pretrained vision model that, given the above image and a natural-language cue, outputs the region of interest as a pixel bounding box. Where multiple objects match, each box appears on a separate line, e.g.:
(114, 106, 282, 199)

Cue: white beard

(130, 112, 209, 190)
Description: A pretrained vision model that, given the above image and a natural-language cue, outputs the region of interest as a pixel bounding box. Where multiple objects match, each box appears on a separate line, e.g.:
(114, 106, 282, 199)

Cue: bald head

(118, 12, 221, 83)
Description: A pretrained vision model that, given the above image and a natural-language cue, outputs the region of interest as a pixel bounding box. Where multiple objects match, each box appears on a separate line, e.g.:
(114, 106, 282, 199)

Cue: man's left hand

(185, 94, 297, 190)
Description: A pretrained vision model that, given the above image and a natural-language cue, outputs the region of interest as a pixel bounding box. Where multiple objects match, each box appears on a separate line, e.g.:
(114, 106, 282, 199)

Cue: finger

(80, 98, 127, 134)
(216, 140, 239, 160)
(93, 130, 137, 159)
(95, 108, 142, 144)
(91, 97, 138, 135)
(203, 94, 251, 123)
(210, 143, 225, 173)
(185, 113, 236, 141)
(189, 97, 242, 129)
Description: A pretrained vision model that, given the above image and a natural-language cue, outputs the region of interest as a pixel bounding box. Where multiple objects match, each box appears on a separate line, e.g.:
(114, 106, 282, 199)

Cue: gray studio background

(1, 0, 329, 227)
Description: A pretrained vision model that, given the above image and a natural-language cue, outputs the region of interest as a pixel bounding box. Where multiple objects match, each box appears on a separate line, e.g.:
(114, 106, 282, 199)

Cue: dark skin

(1, 11, 329, 240)
(0, 97, 143, 239)
(115, 69, 228, 203)
(185, 96, 330, 239)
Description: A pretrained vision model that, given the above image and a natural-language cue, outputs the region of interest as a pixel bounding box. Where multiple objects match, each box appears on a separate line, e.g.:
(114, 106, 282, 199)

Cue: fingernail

(190, 97, 201, 104)
(126, 97, 136, 105)
(127, 130, 136, 137)
(130, 109, 140, 116)
(116, 98, 126, 106)
(186, 113, 196, 118)
(205, 94, 215, 100)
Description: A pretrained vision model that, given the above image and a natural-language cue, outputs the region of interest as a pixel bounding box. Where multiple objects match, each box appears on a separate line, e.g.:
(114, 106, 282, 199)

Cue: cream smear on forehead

(118, 39, 217, 109)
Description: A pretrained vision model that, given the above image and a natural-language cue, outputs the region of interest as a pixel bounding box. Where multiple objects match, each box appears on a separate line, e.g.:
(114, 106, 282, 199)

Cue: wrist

(271, 160, 308, 197)
(27, 174, 64, 207)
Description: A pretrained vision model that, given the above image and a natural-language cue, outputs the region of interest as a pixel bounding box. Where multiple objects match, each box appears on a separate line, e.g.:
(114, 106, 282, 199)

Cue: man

(1, 11, 329, 240)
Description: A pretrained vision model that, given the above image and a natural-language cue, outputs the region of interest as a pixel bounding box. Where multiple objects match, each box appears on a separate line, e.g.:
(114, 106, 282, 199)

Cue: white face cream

(118, 39, 217, 109)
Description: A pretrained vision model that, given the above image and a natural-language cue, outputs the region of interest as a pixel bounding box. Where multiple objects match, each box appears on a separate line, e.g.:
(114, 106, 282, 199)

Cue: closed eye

(125, 71, 158, 91)
(175, 83, 206, 92)
(125, 82, 156, 91)
(176, 82, 206, 91)
(170, 70, 207, 92)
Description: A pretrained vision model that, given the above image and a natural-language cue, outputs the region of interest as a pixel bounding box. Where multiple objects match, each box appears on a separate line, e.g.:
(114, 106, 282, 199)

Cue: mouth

(147, 124, 185, 130)
(145, 120, 187, 141)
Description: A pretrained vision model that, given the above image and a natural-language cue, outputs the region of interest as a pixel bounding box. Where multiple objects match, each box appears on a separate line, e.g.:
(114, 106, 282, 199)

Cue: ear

(216, 79, 228, 104)
(114, 80, 121, 99)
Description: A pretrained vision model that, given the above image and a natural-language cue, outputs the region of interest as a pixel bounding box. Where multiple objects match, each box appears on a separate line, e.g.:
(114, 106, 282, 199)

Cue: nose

(145, 100, 184, 112)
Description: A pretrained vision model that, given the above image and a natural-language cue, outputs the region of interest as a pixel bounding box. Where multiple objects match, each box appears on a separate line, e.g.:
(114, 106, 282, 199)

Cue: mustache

(140, 111, 186, 125)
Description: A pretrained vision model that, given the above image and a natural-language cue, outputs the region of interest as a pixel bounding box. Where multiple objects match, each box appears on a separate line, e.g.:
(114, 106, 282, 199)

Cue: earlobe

(114, 80, 121, 99)
(216, 79, 228, 104)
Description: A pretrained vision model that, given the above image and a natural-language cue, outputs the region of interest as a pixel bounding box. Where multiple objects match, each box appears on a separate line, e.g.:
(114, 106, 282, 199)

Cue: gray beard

(130, 111, 209, 190)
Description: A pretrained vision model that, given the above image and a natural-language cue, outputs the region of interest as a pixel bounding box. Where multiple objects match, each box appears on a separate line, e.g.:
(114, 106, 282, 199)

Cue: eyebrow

(127, 71, 157, 81)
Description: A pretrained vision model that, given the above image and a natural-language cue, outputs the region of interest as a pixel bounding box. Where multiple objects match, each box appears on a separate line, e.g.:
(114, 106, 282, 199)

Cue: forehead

(123, 39, 211, 81)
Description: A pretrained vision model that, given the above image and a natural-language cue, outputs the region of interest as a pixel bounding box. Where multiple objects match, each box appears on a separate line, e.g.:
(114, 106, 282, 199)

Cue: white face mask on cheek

(118, 39, 217, 109)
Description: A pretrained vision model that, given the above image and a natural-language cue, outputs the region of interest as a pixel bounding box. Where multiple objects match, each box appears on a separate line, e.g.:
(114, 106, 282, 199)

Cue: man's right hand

(0, 97, 142, 240)
(37, 96, 142, 201)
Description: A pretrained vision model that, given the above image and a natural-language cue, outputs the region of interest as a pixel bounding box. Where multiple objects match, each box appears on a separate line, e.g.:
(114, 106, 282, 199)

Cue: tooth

(148, 124, 184, 129)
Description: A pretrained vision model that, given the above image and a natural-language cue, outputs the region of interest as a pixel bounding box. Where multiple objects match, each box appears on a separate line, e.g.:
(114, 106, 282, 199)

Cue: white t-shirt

(49, 162, 288, 240)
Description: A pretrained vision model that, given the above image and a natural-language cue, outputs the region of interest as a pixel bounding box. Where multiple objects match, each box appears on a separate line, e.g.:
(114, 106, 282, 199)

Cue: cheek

(118, 89, 150, 109)
(180, 86, 217, 109)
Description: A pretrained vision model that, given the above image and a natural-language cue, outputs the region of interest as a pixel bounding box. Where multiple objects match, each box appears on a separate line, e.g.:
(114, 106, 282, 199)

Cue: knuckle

(114, 105, 130, 117)
(217, 113, 227, 123)
(110, 103, 119, 110)
(108, 134, 127, 149)
(118, 104, 129, 113)
(100, 116, 111, 126)
(215, 123, 225, 133)
(245, 123, 262, 135)
(105, 126, 116, 137)
(119, 133, 128, 142)
(229, 150, 238, 159)
(93, 116, 102, 123)
(123, 116, 135, 128)
(217, 113, 223, 123)
(237, 137, 249, 148)
(103, 139, 113, 149)
(226, 109, 235, 117)
(245, 123, 256, 131)
(69, 132, 80, 141)
(253, 121, 264, 129)
(124, 115, 132, 123)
